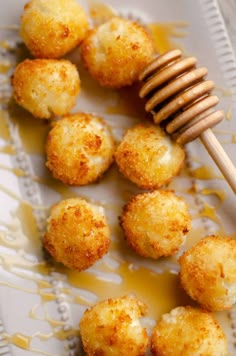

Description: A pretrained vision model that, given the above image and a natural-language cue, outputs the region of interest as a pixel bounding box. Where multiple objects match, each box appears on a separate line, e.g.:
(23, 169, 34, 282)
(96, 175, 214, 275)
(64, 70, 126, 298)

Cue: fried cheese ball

(120, 190, 191, 259)
(151, 306, 228, 356)
(20, 0, 88, 58)
(45, 113, 115, 185)
(115, 124, 185, 189)
(81, 17, 155, 88)
(79, 296, 149, 356)
(43, 198, 110, 271)
(12, 59, 80, 119)
(179, 235, 236, 311)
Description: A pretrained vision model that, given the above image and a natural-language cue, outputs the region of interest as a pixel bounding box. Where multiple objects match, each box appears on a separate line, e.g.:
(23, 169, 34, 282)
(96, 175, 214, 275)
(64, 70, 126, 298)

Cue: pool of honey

(0, 1, 235, 355)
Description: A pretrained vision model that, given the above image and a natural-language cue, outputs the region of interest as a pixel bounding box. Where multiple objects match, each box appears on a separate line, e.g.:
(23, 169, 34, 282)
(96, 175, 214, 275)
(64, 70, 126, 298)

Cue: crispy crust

(120, 190, 191, 259)
(12, 58, 80, 119)
(20, 0, 88, 58)
(43, 198, 110, 271)
(179, 235, 236, 311)
(81, 17, 155, 88)
(79, 296, 149, 356)
(151, 306, 227, 356)
(115, 123, 185, 189)
(45, 112, 115, 185)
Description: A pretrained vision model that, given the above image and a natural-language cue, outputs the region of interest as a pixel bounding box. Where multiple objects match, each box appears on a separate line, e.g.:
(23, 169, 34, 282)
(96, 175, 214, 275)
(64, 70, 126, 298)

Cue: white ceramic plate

(1, 0, 236, 355)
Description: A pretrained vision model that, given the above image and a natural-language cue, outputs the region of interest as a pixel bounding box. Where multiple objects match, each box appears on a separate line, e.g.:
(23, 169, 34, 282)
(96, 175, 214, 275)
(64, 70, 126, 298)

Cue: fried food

(20, 0, 88, 58)
(120, 190, 191, 259)
(45, 112, 115, 185)
(151, 306, 228, 356)
(79, 295, 149, 356)
(81, 17, 155, 88)
(115, 123, 185, 189)
(179, 235, 236, 311)
(12, 58, 80, 119)
(43, 198, 110, 271)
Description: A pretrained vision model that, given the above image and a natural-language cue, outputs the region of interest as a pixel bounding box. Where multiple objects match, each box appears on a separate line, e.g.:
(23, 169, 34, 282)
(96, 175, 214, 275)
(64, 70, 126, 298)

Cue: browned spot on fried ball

(81, 17, 155, 88)
(151, 306, 227, 356)
(45, 112, 115, 185)
(120, 190, 191, 259)
(179, 235, 236, 311)
(79, 296, 149, 356)
(20, 0, 88, 58)
(43, 198, 110, 271)
(115, 123, 185, 189)
(12, 58, 80, 119)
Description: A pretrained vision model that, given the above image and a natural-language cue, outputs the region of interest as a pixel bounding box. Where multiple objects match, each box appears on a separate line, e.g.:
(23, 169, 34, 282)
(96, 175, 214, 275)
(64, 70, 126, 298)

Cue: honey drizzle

(226, 106, 232, 121)
(88, 0, 117, 25)
(0, 195, 230, 352)
(0, 121, 228, 351)
(191, 164, 222, 180)
(0, 280, 38, 295)
(0, 40, 12, 50)
(0, 164, 25, 176)
(0, 61, 11, 74)
(0, 183, 22, 201)
(8, 101, 50, 155)
(201, 188, 226, 202)
(30, 305, 67, 327)
(199, 201, 221, 224)
(105, 83, 149, 118)
(34, 175, 77, 200)
(148, 22, 188, 53)
(0, 145, 15, 154)
(5, 327, 79, 354)
(6, 334, 31, 351)
(232, 134, 236, 143)
(5, 333, 57, 355)
(0, 110, 11, 141)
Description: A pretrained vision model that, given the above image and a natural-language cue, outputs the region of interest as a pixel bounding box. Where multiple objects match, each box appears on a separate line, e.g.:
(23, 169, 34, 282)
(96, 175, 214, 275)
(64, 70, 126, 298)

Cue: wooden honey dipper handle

(201, 129, 236, 193)
(139, 49, 236, 193)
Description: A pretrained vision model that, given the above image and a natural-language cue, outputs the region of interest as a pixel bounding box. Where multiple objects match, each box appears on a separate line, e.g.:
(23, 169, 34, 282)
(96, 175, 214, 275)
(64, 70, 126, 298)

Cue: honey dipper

(139, 49, 236, 194)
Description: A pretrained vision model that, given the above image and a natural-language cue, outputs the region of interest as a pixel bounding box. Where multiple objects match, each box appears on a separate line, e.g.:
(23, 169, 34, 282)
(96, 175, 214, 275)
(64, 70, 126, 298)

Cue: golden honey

(147, 22, 188, 53)
(88, 0, 117, 24)
(191, 164, 221, 180)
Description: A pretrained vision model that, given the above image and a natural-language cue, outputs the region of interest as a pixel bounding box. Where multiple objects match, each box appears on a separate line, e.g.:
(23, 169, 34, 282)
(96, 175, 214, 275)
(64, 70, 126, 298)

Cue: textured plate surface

(0, 0, 236, 355)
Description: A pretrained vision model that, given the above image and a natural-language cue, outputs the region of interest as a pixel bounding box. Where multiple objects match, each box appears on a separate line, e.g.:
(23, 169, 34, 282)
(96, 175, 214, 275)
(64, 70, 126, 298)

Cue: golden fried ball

(45, 112, 115, 185)
(43, 198, 110, 271)
(120, 190, 191, 259)
(79, 295, 149, 356)
(179, 235, 236, 311)
(115, 124, 185, 189)
(20, 0, 88, 58)
(81, 17, 155, 88)
(12, 59, 80, 119)
(151, 306, 228, 356)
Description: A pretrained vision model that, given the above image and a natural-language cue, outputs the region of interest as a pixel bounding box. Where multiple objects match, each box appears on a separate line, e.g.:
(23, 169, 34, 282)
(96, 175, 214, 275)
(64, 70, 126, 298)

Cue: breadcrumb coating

(179, 235, 236, 311)
(43, 198, 110, 271)
(20, 0, 88, 58)
(115, 123, 185, 189)
(12, 59, 80, 119)
(79, 295, 149, 356)
(120, 190, 191, 259)
(45, 112, 115, 185)
(151, 306, 228, 356)
(81, 17, 155, 88)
